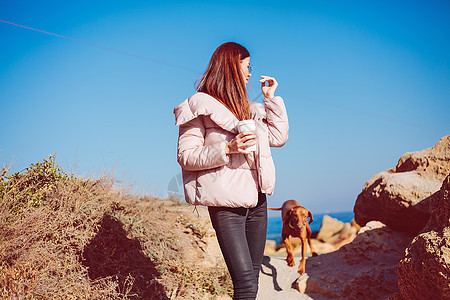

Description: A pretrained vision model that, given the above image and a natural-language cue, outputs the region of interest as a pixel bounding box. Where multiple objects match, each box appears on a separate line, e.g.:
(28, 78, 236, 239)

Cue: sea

(267, 211, 354, 244)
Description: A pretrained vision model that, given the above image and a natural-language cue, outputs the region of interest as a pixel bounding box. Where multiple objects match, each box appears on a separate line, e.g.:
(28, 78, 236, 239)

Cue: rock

(316, 215, 345, 242)
(264, 240, 277, 255)
(351, 219, 361, 232)
(304, 221, 413, 299)
(423, 175, 450, 233)
(327, 223, 357, 248)
(397, 175, 450, 300)
(310, 239, 338, 254)
(316, 215, 357, 249)
(294, 274, 309, 294)
(358, 220, 385, 233)
(354, 135, 450, 233)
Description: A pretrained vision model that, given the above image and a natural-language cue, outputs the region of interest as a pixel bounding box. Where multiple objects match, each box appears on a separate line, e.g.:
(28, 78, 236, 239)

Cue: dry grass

(0, 156, 232, 299)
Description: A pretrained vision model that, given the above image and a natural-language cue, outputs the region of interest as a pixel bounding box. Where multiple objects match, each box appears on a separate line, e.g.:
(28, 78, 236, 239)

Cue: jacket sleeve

(177, 115, 230, 171)
(263, 96, 289, 147)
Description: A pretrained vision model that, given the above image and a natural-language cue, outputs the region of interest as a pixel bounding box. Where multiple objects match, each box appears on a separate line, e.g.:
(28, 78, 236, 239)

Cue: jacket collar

(174, 92, 238, 133)
(174, 92, 266, 133)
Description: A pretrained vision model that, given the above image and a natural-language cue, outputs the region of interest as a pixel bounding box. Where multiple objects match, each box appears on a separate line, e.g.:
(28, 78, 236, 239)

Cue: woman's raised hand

(259, 75, 278, 99)
(225, 131, 257, 154)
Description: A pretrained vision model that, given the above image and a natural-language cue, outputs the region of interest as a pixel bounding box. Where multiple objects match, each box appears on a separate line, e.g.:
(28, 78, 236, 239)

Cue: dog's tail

(267, 207, 282, 211)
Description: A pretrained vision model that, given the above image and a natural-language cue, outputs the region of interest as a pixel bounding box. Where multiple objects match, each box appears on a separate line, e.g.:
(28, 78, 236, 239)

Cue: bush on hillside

(0, 155, 129, 298)
(0, 156, 232, 299)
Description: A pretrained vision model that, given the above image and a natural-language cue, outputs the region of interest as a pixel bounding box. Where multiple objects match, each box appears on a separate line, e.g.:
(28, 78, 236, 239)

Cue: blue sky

(1, 0, 449, 214)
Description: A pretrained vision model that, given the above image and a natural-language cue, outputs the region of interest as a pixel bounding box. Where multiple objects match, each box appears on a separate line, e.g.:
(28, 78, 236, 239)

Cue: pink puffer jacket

(174, 92, 288, 208)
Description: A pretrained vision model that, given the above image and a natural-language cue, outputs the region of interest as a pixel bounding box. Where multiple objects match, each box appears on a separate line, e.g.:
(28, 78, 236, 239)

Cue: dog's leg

(298, 237, 307, 274)
(283, 235, 295, 267)
(307, 224, 318, 257)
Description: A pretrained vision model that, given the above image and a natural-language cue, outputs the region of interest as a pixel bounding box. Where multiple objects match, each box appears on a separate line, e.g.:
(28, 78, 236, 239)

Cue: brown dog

(268, 199, 318, 274)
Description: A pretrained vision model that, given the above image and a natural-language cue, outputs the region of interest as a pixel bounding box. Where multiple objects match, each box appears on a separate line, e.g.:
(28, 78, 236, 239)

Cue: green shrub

(0, 154, 70, 214)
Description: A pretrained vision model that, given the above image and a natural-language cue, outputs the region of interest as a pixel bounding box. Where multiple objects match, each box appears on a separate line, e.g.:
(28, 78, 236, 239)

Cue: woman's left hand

(259, 75, 278, 99)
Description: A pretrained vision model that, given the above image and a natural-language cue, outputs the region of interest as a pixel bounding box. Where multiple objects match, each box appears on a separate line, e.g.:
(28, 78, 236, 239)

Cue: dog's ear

(283, 209, 294, 224)
(287, 208, 294, 217)
(308, 210, 314, 224)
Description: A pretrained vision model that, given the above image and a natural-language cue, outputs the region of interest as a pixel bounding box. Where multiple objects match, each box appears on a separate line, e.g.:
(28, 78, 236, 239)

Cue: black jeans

(208, 193, 267, 300)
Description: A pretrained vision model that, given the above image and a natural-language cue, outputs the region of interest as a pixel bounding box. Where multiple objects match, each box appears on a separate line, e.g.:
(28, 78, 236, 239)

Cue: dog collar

(288, 221, 295, 230)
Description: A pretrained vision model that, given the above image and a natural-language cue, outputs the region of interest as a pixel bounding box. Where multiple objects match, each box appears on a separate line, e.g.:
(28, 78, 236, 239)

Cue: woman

(173, 42, 288, 299)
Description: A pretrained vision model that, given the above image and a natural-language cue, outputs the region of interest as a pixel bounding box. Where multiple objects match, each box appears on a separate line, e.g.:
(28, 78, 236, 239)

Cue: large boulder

(397, 175, 450, 299)
(316, 215, 357, 248)
(354, 135, 450, 233)
(316, 215, 345, 242)
(304, 221, 413, 299)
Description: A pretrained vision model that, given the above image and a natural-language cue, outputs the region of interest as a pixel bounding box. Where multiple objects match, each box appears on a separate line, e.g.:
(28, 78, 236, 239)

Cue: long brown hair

(196, 42, 252, 120)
